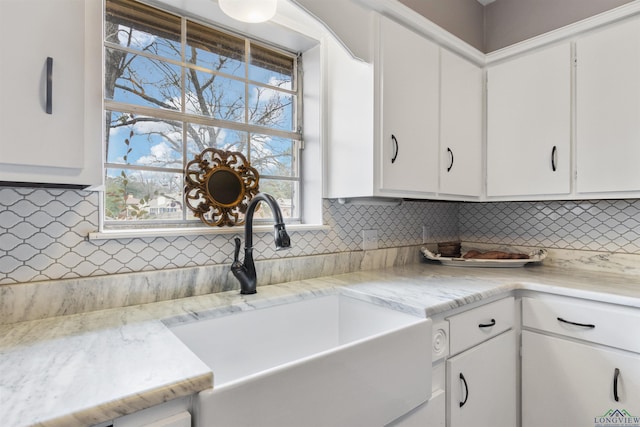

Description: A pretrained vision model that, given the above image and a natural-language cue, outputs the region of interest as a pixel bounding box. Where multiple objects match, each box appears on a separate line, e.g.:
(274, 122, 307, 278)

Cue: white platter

(421, 247, 547, 268)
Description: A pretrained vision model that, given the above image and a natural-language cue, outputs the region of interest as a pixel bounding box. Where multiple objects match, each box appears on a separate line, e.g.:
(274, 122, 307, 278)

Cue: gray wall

(484, 0, 632, 51)
(398, 0, 484, 51)
(401, 0, 632, 52)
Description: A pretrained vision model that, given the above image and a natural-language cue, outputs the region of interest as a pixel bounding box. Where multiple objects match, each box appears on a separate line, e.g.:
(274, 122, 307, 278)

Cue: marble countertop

(3, 261, 640, 427)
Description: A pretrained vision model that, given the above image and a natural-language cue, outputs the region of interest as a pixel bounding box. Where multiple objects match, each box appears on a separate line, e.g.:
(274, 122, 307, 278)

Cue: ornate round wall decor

(185, 148, 260, 226)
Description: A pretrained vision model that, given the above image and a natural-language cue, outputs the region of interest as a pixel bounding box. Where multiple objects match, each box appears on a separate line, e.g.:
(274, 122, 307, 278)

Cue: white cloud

(137, 142, 180, 166)
(118, 26, 158, 50)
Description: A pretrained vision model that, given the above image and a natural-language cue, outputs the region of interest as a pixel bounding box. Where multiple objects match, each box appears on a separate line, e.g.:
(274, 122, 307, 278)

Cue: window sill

(88, 223, 330, 241)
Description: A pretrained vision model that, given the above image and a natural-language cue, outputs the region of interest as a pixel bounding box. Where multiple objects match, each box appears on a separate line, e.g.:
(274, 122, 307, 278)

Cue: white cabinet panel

(322, 37, 374, 199)
(448, 296, 514, 356)
(386, 389, 445, 427)
(440, 49, 483, 197)
(576, 16, 640, 193)
(447, 330, 516, 427)
(487, 42, 571, 197)
(522, 296, 640, 353)
(522, 331, 640, 427)
(376, 15, 439, 195)
(0, 0, 102, 187)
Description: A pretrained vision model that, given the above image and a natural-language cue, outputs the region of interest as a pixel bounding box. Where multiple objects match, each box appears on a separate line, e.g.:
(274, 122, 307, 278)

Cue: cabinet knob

(551, 145, 557, 172)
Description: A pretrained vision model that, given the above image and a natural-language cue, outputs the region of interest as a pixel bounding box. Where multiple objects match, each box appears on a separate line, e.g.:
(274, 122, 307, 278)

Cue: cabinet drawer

(448, 297, 514, 355)
(522, 297, 640, 353)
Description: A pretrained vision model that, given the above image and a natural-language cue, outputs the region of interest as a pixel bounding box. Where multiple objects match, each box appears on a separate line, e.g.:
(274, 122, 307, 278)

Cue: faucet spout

(231, 193, 291, 294)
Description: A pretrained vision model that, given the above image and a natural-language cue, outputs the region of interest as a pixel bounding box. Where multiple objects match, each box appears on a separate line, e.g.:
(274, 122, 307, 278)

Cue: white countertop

(3, 261, 640, 427)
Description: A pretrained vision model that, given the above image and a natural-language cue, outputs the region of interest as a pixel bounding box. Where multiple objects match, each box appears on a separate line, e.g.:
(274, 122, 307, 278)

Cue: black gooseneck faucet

(231, 193, 291, 294)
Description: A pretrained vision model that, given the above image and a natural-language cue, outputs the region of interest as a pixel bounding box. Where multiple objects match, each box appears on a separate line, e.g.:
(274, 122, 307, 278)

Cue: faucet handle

(232, 237, 242, 267)
(274, 224, 291, 249)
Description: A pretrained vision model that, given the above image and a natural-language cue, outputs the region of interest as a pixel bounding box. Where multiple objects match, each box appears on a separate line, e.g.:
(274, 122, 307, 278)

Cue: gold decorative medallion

(184, 148, 260, 226)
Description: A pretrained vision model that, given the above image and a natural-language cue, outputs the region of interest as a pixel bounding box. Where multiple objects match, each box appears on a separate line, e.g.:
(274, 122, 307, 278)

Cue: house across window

(103, 0, 301, 226)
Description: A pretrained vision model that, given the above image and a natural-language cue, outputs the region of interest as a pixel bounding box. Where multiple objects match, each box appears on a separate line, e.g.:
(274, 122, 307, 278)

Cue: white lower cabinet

(522, 295, 640, 427)
(522, 331, 640, 427)
(446, 297, 516, 427)
(447, 330, 517, 427)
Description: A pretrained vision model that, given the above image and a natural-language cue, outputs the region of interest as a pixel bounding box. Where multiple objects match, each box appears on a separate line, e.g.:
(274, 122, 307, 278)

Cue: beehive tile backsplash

(0, 188, 457, 285)
(459, 199, 640, 253)
(3, 187, 640, 285)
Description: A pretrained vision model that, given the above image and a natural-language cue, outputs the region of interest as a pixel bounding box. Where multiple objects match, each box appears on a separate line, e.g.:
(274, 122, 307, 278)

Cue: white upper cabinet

(486, 42, 572, 198)
(576, 16, 640, 194)
(375, 15, 440, 196)
(321, 1, 640, 201)
(440, 49, 483, 198)
(0, 0, 102, 188)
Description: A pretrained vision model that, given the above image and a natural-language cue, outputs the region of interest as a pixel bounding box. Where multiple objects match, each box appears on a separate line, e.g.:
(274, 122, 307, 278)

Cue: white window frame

(102, 0, 309, 232)
(92, 0, 328, 240)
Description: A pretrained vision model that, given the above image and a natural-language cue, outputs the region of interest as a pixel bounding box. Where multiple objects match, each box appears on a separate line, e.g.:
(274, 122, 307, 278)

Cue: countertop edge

(48, 373, 213, 427)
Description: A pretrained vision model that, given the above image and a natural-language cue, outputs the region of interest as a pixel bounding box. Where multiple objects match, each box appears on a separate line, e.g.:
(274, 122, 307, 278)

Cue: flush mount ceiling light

(218, 0, 277, 23)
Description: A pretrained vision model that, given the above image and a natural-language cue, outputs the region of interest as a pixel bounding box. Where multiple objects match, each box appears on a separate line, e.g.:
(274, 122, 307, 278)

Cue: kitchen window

(103, 0, 302, 228)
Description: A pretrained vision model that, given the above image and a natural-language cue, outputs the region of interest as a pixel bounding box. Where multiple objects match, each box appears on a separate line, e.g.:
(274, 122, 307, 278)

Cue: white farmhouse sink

(169, 293, 432, 427)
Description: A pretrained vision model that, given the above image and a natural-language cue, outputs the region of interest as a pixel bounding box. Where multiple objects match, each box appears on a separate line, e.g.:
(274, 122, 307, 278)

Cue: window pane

(186, 70, 245, 122)
(106, 111, 183, 168)
(186, 21, 245, 78)
(105, 0, 181, 61)
(249, 43, 294, 90)
(255, 179, 297, 219)
(248, 85, 293, 131)
(250, 134, 296, 177)
(104, 0, 300, 228)
(106, 48, 182, 111)
(105, 168, 184, 221)
(186, 126, 248, 159)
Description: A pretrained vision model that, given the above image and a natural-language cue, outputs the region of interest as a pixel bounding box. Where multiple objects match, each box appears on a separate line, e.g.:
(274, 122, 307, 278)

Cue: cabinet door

(487, 43, 571, 197)
(0, 0, 102, 187)
(447, 330, 516, 427)
(522, 331, 640, 427)
(576, 17, 640, 193)
(376, 15, 439, 195)
(440, 49, 483, 197)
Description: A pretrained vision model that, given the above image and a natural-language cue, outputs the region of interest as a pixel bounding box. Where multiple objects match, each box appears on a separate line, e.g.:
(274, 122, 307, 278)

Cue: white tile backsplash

(3, 187, 640, 285)
(0, 188, 457, 284)
(460, 199, 640, 253)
